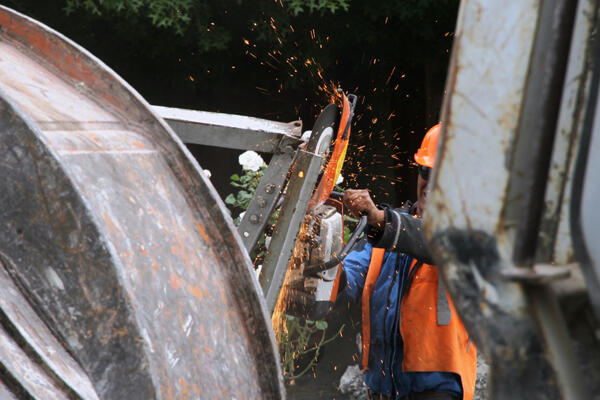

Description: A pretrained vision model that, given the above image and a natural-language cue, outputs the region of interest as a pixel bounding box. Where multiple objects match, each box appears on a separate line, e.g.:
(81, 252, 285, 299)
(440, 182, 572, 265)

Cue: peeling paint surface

(0, 6, 283, 399)
(539, 0, 597, 264)
(426, 0, 569, 399)
(431, 0, 540, 233)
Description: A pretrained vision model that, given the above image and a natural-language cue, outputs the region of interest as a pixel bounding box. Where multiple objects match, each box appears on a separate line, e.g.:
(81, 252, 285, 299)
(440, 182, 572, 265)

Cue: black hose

(303, 215, 368, 277)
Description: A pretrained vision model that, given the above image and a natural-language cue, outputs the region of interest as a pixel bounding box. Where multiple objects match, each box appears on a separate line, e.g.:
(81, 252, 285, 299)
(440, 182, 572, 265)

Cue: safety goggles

(418, 165, 431, 181)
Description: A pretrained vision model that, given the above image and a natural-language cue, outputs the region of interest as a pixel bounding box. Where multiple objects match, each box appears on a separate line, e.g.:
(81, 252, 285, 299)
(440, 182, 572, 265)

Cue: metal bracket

(503, 263, 573, 284)
(153, 104, 307, 253)
(259, 149, 326, 314)
(238, 135, 301, 252)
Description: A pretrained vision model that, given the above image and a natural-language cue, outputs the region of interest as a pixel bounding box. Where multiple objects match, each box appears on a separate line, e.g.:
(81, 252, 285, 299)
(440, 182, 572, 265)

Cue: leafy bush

(278, 314, 344, 381)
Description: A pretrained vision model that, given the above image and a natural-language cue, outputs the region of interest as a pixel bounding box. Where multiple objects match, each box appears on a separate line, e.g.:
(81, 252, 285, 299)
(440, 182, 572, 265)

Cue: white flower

(203, 169, 212, 179)
(301, 130, 312, 142)
(238, 150, 264, 171)
(336, 174, 344, 185)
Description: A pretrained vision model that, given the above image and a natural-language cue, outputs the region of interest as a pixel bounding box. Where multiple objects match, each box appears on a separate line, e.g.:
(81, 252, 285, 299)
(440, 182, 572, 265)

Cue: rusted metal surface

(0, 6, 284, 399)
(502, 263, 571, 283)
(498, 2, 588, 395)
(430, 0, 540, 360)
(579, 93, 600, 300)
(502, 0, 576, 266)
(571, 40, 600, 321)
(536, 0, 598, 265)
(427, 0, 593, 398)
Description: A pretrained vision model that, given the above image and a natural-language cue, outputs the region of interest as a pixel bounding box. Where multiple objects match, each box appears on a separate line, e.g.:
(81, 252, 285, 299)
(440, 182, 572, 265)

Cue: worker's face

(416, 166, 430, 216)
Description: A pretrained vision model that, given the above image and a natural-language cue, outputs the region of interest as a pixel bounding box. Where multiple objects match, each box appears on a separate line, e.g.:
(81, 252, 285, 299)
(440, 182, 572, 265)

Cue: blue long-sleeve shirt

(342, 239, 462, 399)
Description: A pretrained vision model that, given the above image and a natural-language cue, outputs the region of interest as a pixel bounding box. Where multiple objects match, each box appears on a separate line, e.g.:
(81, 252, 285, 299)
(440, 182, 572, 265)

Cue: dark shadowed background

(5, 0, 458, 207)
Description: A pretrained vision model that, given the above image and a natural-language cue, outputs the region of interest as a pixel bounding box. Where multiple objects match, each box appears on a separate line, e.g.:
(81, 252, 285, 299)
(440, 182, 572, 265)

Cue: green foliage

(278, 314, 344, 380)
(225, 165, 272, 264)
(286, 0, 350, 16)
(64, 0, 352, 43)
(225, 166, 267, 222)
(343, 215, 359, 244)
(65, 0, 194, 35)
(6, 0, 460, 207)
(224, 160, 344, 381)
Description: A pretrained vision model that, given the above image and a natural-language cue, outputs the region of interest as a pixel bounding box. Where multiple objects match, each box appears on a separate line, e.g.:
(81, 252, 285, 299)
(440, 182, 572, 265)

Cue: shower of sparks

(240, 9, 452, 358)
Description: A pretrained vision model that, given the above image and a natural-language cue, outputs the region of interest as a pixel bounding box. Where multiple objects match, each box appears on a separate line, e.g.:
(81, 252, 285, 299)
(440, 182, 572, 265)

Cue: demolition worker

(339, 124, 477, 400)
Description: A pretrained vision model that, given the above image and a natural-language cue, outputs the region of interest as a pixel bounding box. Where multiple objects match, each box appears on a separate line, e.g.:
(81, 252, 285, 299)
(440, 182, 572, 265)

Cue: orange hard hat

(414, 123, 440, 168)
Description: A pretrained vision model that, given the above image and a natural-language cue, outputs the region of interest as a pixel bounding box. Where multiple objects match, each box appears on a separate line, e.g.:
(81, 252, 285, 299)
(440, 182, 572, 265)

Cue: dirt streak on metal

(431, 227, 560, 399)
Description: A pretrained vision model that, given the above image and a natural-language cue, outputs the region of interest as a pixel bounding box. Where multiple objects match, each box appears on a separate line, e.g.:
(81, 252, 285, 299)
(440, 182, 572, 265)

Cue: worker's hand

(343, 189, 385, 228)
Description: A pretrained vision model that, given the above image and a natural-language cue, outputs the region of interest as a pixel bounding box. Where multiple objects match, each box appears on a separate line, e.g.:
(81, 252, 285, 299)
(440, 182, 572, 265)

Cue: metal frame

(155, 104, 342, 315)
(154, 105, 305, 254)
(429, 0, 598, 398)
(237, 140, 298, 253)
(259, 149, 326, 313)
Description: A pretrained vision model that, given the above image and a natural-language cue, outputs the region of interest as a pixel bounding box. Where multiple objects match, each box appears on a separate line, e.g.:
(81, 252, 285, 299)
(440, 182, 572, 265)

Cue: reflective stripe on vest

(361, 252, 478, 400)
(360, 247, 385, 371)
(400, 259, 477, 400)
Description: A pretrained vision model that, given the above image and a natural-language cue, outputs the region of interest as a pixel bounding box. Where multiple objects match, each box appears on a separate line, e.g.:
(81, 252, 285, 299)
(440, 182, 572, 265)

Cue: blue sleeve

(341, 240, 373, 300)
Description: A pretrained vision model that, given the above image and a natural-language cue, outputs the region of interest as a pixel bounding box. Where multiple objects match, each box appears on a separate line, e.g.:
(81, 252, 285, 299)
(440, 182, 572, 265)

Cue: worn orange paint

(138, 244, 148, 256)
(152, 264, 159, 271)
(131, 140, 146, 149)
(0, 11, 97, 86)
(169, 272, 182, 290)
(187, 284, 203, 299)
(0, 9, 148, 117)
(165, 381, 174, 399)
(194, 220, 210, 243)
(177, 306, 186, 330)
(179, 378, 188, 395)
(170, 244, 180, 255)
(112, 327, 129, 338)
(178, 239, 193, 271)
(102, 212, 118, 235)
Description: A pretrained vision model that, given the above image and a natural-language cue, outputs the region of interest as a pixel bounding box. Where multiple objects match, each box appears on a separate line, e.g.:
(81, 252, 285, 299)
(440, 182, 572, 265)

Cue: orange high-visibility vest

(360, 248, 386, 371)
(362, 254, 477, 400)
